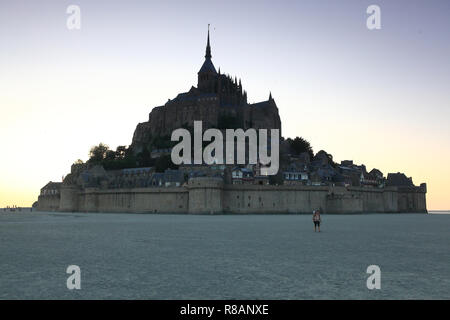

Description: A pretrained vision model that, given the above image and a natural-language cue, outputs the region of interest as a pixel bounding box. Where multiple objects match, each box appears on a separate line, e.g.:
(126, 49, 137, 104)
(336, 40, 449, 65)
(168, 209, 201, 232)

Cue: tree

(88, 143, 110, 163)
(289, 137, 314, 159)
(325, 152, 338, 168)
(105, 150, 116, 161)
(137, 145, 152, 167)
(155, 155, 178, 173)
(314, 150, 338, 168)
(115, 146, 127, 159)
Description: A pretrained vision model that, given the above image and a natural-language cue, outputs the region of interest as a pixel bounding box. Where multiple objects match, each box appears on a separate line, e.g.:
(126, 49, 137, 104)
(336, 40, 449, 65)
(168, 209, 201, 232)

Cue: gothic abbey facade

(131, 28, 282, 153)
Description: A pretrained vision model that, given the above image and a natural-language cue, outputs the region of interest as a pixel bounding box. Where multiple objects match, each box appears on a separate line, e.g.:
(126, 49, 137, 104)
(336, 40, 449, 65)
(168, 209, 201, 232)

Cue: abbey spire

(199, 24, 216, 74)
(198, 25, 217, 91)
(205, 24, 212, 59)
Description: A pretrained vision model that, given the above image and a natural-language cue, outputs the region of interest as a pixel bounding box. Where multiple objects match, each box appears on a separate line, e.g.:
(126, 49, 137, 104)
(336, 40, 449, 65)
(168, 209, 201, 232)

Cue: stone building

(40, 182, 62, 196)
(35, 27, 428, 214)
(37, 182, 62, 211)
(386, 172, 414, 187)
(131, 27, 282, 153)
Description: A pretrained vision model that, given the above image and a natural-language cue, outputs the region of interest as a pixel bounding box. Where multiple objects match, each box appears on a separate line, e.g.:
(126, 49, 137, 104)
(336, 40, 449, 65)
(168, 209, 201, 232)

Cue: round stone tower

(188, 177, 224, 214)
(59, 185, 79, 212)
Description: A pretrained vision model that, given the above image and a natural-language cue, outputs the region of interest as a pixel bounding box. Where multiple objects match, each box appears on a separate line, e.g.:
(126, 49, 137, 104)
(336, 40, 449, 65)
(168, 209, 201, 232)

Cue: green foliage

(313, 150, 338, 168)
(87, 144, 138, 170)
(105, 150, 116, 161)
(136, 145, 155, 168)
(84, 139, 178, 172)
(101, 156, 137, 170)
(88, 143, 110, 163)
(155, 154, 178, 173)
(287, 137, 314, 159)
(152, 135, 173, 149)
(324, 152, 338, 168)
(115, 146, 127, 159)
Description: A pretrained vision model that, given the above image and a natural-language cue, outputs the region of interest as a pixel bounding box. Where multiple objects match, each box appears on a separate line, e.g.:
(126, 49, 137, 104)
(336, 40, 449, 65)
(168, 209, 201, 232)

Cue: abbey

(131, 27, 281, 153)
(35, 27, 427, 215)
(171, 121, 280, 175)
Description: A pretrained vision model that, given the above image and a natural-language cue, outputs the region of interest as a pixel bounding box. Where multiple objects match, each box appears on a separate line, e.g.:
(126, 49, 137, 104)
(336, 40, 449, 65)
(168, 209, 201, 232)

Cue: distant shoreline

(1, 210, 436, 215)
(1, 207, 33, 212)
(4, 208, 449, 215)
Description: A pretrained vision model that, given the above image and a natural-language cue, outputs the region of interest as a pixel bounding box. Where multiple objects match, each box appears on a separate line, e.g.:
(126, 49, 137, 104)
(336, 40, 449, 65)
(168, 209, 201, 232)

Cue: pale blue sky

(1, 0, 449, 208)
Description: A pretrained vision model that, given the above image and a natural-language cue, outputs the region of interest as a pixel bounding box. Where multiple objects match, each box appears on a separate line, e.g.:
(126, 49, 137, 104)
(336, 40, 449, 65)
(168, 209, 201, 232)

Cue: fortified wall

(37, 177, 427, 214)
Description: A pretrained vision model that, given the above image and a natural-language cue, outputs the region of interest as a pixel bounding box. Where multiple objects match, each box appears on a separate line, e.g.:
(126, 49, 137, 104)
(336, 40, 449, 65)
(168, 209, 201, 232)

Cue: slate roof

(41, 182, 62, 191)
(249, 100, 273, 108)
(122, 167, 153, 175)
(174, 90, 217, 102)
(164, 169, 185, 183)
(198, 58, 217, 74)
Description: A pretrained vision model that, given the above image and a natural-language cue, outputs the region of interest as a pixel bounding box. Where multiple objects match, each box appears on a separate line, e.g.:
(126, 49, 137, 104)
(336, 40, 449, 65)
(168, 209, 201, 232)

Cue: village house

(40, 182, 62, 196)
(231, 167, 254, 184)
(283, 171, 309, 185)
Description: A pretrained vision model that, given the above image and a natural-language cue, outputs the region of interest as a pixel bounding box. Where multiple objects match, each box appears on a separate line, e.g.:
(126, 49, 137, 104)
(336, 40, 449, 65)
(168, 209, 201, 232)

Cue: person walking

(313, 209, 321, 232)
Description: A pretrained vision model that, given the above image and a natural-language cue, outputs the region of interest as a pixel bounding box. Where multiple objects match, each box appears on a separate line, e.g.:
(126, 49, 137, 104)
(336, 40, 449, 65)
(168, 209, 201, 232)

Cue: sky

(0, 0, 449, 209)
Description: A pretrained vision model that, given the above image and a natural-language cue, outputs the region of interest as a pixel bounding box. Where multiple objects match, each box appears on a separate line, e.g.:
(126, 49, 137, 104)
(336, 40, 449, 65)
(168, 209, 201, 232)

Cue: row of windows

(283, 173, 308, 180)
(41, 189, 59, 195)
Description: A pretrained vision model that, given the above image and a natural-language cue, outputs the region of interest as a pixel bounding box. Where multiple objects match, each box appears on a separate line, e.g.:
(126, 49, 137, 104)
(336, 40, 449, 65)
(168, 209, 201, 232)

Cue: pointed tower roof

(205, 24, 211, 59)
(198, 24, 217, 74)
(269, 92, 273, 100)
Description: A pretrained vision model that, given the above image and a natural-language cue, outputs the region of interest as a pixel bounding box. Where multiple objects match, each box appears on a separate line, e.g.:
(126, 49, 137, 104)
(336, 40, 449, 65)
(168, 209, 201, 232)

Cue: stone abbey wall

(37, 177, 427, 214)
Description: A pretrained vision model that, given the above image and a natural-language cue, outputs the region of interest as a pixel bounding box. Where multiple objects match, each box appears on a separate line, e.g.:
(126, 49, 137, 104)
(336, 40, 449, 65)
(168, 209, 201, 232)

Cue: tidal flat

(0, 211, 449, 299)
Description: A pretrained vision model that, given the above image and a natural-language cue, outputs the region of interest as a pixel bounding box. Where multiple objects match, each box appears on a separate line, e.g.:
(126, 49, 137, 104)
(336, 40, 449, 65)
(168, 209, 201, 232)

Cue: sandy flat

(0, 212, 449, 299)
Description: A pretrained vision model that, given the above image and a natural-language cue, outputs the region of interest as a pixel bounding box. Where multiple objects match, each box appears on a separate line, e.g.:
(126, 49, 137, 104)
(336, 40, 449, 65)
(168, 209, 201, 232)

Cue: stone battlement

(37, 177, 427, 214)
